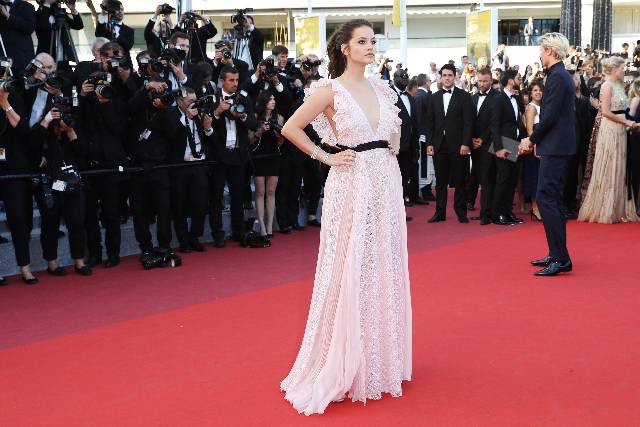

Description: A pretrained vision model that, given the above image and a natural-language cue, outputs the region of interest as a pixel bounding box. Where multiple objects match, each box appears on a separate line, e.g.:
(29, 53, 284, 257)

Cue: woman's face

(611, 65, 625, 81)
(531, 85, 543, 102)
(266, 96, 276, 111)
(344, 26, 376, 67)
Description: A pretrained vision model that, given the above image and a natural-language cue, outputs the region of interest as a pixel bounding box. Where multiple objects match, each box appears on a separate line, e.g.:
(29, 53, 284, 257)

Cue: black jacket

(167, 110, 215, 164)
(0, 91, 32, 174)
(95, 20, 134, 61)
(414, 87, 431, 142)
(393, 87, 419, 153)
(210, 89, 258, 165)
(490, 91, 522, 151)
(234, 28, 264, 70)
(34, 6, 83, 58)
(0, 0, 36, 72)
(575, 94, 592, 159)
(212, 58, 249, 89)
(426, 87, 473, 153)
(240, 73, 293, 118)
(472, 88, 498, 148)
(29, 123, 87, 179)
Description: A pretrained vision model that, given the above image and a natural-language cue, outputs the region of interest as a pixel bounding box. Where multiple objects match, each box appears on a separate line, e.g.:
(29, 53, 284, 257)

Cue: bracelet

(310, 145, 321, 160)
(3, 106, 13, 113)
(321, 151, 331, 164)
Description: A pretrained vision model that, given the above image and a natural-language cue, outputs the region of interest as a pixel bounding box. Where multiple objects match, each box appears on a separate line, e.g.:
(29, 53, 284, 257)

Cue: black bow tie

(510, 94, 518, 99)
(479, 92, 487, 97)
(224, 94, 235, 100)
(443, 89, 452, 94)
(399, 91, 408, 96)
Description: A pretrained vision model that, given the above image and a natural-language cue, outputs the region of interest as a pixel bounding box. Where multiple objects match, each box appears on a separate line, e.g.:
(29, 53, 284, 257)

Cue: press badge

(52, 180, 67, 192)
(139, 129, 151, 141)
(0, 147, 6, 161)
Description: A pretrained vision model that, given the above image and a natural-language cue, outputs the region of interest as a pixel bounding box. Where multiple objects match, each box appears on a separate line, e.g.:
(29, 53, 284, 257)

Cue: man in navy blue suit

(520, 33, 576, 276)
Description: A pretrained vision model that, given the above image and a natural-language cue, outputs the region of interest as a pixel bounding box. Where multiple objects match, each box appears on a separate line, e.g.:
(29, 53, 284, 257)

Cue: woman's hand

(325, 149, 356, 167)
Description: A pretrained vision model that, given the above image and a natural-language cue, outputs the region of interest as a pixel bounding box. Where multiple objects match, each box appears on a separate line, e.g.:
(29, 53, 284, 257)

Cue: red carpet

(1, 209, 639, 426)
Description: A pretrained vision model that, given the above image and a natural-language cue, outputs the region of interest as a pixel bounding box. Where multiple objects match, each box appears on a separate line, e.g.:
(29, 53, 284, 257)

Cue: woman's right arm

(281, 86, 355, 167)
(629, 96, 640, 118)
(600, 83, 636, 128)
(525, 105, 536, 137)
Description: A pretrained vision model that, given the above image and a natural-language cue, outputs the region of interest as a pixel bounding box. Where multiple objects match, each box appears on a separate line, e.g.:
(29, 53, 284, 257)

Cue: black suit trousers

(209, 161, 245, 238)
(466, 147, 486, 206)
(492, 157, 518, 217)
(0, 179, 33, 266)
(130, 170, 172, 252)
(276, 155, 304, 228)
(36, 186, 86, 261)
(171, 164, 209, 243)
(85, 175, 122, 258)
(480, 150, 497, 220)
(537, 155, 571, 263)
(302, 157, 326, 218)
(433, 149, 469, 218)
(398, 151, 419, 201)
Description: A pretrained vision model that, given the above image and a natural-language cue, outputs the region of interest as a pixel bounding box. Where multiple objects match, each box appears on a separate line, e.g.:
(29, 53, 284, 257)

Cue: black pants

(85, 175, 122, 259)
(480, 150, 497, 220)
(537, 155, 571, 263)
(433, 150, 469, 218)
(302, 157, 327, 218)
(0, 179, 33, 266)
(36, 186, 87, 261)
(209, 162, 245, 238)
(130, 169, 172, 253)
(171, 164, 209, 244)
(492, 156, 518, 218)
(276, 155, 304, 229)
(398, 150, 419, 202)
(466, 147, 485, 207)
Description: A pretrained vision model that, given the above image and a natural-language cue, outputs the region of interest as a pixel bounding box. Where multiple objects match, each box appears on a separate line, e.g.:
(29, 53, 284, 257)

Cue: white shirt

(180, 110, 212, 162)
(442, 86, 454, 116)
(29, 89, 49, 128)
(234, 36, 253, 71)
(477, 90, 489, 114)
(168, 60, 188, 94)
(221, 89, 238, 149)
(4, 0, 14, 13)
(394, 85, 411, 116)
(427, 70, 439, 83)
(98, 15, 123, 38)
(503, 88, 520, 137)
(250, 73, 284, 93)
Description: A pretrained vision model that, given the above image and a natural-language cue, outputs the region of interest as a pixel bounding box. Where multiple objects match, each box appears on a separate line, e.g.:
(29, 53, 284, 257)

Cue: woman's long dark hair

(255, 91, 277, 121)
(327, 19, 373, 78)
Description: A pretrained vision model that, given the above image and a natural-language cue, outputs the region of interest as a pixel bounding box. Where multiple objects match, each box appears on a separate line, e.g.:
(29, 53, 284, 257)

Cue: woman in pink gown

(279, 19, 412, 415)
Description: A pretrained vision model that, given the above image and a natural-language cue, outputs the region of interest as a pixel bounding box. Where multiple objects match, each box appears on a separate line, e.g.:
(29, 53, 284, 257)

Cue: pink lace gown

(280, 77, 412, 415)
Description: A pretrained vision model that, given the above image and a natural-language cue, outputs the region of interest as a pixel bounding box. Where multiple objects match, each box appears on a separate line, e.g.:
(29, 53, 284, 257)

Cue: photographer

(0, 56, 39, 284)
(162, 31, 192, 91)
(287, 54, 321, 101)
(34, 0, 83, 68)
(73, 37, 108, 91)
(249, 91, 283, 238)
(0, 0, 36, 73)
(168, 86, 213, 252)
(144, 3, 174, 57)
(175, 11, 217, 64)
(232, 10, 263, 71)
(87, 0, 134, 63)
(209, 65, 257, 247)
(211, 40, 249, 88)
(373, 53, 392, 80)
(126, 73, 177, 264)
(95, 41, 132, 100)
(241, 54, 292, 117)
(76, 63, 128, 268)
(29, 84, 92, 277)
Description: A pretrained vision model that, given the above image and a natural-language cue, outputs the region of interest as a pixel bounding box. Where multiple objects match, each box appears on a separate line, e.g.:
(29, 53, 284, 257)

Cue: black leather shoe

(458, 216, 470, 223)
(404, 199, 414, 207)
(493, 215, 516, 225)
(0, 277, 7, 286)
(46, 266, 67, 276)
(190, 239, 206, 252)
(428, 214, 446, 223)
(213, 237, 226, 248)
(414, 197, 429, 205)
(307, 219, 321, 227)
(266, 233, 274, 239)
(75, 265, 93, 276)
(22, 275, 39, 285)
(480, 217, 492, 225)
(279, 226, 293, 234)
(466, 202, 476, 211)
(531, 255, 553, 267)
(104, 256, 120, 268)
(0, 236, 9, 244)
(508, 214, 524, 224)
(534, 260, 573, 276)
(85, 254, 101, 268)
(178, 242, 192, 253)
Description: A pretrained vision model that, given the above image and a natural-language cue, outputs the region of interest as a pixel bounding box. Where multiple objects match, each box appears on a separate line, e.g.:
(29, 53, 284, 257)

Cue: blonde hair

(628, 78, 640, 100)
(538, 32, 570, 60)
(601, 56, 625, 75)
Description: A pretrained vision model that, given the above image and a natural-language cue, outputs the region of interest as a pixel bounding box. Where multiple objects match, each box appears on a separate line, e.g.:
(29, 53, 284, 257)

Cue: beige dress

(578, 81, 640, 223)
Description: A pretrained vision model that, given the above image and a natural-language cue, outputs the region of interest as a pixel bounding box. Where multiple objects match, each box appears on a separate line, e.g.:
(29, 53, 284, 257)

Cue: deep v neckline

(334, 78, 381, 136)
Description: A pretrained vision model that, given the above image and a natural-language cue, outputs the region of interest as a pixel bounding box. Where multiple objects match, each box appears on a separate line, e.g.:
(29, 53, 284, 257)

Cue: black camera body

(221, 47, 233, 60)
(231, 8, 253, 33)
(182, 11, 198, 32)
(141, 248, 182, 270)
(160, 47, 186, 66)
(107, 55, 130, 72)
(87, 71, 113, 99)
(150, 88, 181, 106)
(299, 58, 321, 71)
(225, 90, 249, 115)
(159, 3, 174, 15)
(100, 0, 121, 14)
(193, 94, 217, 115)
(261, 55, 278, 78)
(0, 77, 19, 94)
(51, 94, 76, 128)
(266, 117, 283, 133)
(137, 57, 164, 76)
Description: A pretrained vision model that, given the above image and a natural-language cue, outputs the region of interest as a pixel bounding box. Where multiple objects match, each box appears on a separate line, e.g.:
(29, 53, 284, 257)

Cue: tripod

(49, 6, 79, 64)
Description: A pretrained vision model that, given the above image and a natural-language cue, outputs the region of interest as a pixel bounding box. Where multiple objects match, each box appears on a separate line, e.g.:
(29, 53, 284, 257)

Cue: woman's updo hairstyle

(326, 19, 373, 78)
(601, 56, 625, 75)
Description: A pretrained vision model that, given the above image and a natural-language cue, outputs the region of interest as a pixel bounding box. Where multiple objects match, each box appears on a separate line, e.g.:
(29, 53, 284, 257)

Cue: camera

(50, 94, 76, 128)
(141, 247, 182, 270)
(225, 90, 249, 115)
(260, 55, 278, 78)
(231, 8, 253, 34)
(221, 47, 233, 60)
(107, 55, 130, 72)
(181, 11, 198, 31)
(45, 74, 64, 90)
(299, 58, 322, 71)
(0, 77, 19, 94)
(59, 164, 82, 191)
(150, 88, 181, 106)
(100, 0, 121, 14)
(86, 71, 113, 99)
(158, 3, 174, 15)
(160, 47, 186, 66)
(265, 117, 283, 133)
(192, 94, 217, 115)
(32, 174, 55, 210)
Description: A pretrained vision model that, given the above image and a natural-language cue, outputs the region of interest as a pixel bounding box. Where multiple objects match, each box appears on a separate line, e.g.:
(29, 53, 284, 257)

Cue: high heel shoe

(0, 277, 8, 286)
(529, 209, 542, 221)
(22, 274, 39, 285)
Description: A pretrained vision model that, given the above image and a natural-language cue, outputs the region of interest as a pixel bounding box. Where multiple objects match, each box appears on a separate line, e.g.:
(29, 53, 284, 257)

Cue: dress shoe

(531, 255, 553, 267)
(508, 214, 524, 224)
(189, 239, 206, 252)
(307, 219, 321, 227)
(564, 211, 578, 220)
(458, 216, 470, 223)
(534, 260, 573, 276)
(178, 242, 192, 253)
(85, 254, 101, 268)
(414, 197, 429, 205)
(22, 275, 39, 285)
(75, 265, 93, 276)
(0, 236, 9, 244)
(46, 266, 67, 276)
(213, 238, 226, 248)
(279, 226, 293, 234)
(493, 215, 516, 226)
(404, 198, 414, 207)
(292, 223, 306, 231)
(0, 277, 7, 286)
(104, 256, 120, 268)
(266, 233, 274, 239)
(428, 214, 446, 223)
(466, 202, 476, 211)
(480, 217, 492, 225)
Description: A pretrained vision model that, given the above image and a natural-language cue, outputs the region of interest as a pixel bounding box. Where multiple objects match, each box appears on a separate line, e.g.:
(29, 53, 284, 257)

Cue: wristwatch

(3, 106, 13, 113)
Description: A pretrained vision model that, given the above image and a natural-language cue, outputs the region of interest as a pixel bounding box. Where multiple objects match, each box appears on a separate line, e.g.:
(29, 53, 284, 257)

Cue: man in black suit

(469, 67, 498, 224)
(233, 14, 264, 71)
(426, 63, 473, 223)
(209, 66, 258, 247)
(520, 33, 576, 276)
(34, 0, 83, 65)
(489, 69, 524, 226)
(413, 73, 431, 205)
(392, 69, 420, 206)
(0, 0, 36, 73)
(212, 40, 249, 88)
(168, 86, 214, 253)
(91, 0, 134, 62)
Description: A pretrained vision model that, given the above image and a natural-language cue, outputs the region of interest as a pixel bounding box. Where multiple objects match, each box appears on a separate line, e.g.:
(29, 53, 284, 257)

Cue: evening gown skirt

(280, 77, 413, 415)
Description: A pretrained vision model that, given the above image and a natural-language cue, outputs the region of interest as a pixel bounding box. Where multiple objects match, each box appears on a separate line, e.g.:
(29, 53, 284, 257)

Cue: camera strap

(184, 116, 203, 158)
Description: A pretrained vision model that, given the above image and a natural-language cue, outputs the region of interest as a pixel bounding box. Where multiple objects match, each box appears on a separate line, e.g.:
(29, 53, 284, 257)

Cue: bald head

(35, 53, 57, 72)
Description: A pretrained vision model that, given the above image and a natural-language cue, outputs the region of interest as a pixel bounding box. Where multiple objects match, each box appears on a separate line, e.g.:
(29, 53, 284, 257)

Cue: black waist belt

(611, 110, 626, 115)
(333, 140, 389, 153)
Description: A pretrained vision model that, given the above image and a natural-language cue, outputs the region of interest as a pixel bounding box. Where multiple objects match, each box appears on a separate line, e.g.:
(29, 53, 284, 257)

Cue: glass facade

(498, 18, 560, 46)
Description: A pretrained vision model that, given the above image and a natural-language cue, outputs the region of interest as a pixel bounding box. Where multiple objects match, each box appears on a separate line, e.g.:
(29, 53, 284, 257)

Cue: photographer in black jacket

(127, 75, 178, 263)
(211, 40, 249, 88)
(77, 66, 129, 268)
(0, 57, 39, 285)
(209, 65, 258, 247)
(169, 86, 213, 252)
(87, 0, 134, 63)
(34, 0, 83, 70)
(232, 11, 263, 71)
(240, 54, 292, 117)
